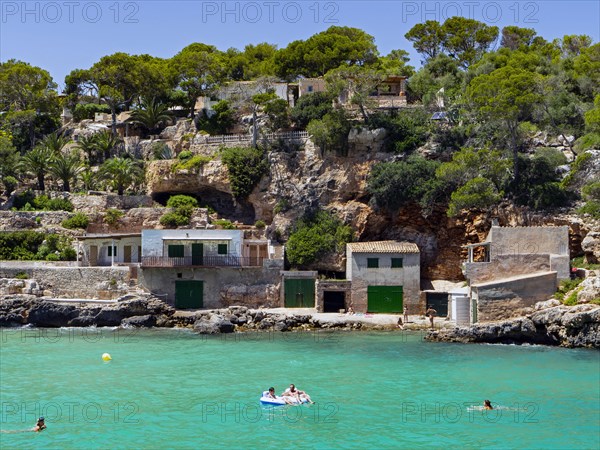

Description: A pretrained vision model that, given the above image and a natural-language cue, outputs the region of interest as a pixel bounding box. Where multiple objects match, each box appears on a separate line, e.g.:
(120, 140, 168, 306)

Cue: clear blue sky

(1, 1, 599, 90)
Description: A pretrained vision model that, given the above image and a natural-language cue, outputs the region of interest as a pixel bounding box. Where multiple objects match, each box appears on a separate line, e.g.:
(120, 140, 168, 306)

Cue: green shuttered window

(391, 258, 403, 268)
(367, 258, 379, 268)
(168, 244, 185, 258)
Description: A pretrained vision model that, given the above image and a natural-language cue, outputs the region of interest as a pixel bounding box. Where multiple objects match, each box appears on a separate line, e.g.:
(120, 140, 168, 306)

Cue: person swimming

(32, 417, 46, 432)
(483, 400, 493, 410)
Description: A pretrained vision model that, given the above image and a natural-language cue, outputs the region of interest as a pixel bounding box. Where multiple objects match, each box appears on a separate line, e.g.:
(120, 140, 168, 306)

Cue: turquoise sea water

(0, 328, 599, 450)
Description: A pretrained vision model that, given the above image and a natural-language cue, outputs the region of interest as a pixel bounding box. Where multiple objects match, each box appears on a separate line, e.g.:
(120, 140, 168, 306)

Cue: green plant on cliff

(286, 210, 353, 268)
(220, 146, 268, 199)
(577, 181, 600, 219)
(172, 154, 212, 172)
(0, 231, 75, 261)
(213, 219, 236, 229)
(555, 277, 583, 302)
(104, 208, 124, 226)
(166, 194, 198, 209)
(159, 195, 198, 228)
(61, 212, 90, 229)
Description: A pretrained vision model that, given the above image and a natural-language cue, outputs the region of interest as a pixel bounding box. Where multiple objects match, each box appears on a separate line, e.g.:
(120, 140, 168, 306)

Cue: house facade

(464, 225, 570, 322)
(76, 233, 142, 267)
(138, 229, 283, 309)
(346, 241, 420, 314)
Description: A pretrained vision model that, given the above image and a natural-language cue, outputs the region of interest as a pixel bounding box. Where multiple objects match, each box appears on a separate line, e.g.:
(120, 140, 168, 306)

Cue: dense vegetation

(0, 231, 76, 261)
(1, 22, 598, 226)
(286, 211, 353, 267)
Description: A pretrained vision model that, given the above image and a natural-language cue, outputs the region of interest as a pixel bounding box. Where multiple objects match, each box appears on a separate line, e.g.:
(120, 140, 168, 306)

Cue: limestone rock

(581, 232, 600, 264)
(426, 304, 600, 348)
(534, 299, 561, 310)
(577, 276, 600, 303)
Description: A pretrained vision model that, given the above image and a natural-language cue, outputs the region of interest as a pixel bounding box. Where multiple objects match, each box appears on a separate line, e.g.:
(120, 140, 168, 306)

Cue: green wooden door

(471, 297, 478, 324)
(175, 280, 204, 309)
(284, 279, 315, 308)
(367, 286, 403, 313)
(191, 243, 204, 266)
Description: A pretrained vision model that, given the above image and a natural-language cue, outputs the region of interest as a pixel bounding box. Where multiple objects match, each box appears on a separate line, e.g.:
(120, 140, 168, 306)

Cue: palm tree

(128, 98, 173, 135)
(76, 134, 100, 165)
(80, 165, 97, 191)
(41, 132, 69, 154)
(95, 130, 122, 162)
(49, 151, 83, 192)
(19, 145, 55, 191)
(100, 157, 143, 195)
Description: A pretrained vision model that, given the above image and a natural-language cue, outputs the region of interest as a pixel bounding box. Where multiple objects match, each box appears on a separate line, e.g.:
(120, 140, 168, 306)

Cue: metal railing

(141, 255, 265, 268)
(201, 131, 309, 145)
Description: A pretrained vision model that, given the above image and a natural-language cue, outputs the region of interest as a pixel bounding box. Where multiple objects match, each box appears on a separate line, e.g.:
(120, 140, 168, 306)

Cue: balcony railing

(141, 255, 264, 268)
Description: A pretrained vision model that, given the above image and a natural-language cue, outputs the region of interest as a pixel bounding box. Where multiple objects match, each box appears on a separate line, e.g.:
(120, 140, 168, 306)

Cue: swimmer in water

(483, 400, 493, 410)
(32, 417, 46, 432)
(0, 417, 46, 434)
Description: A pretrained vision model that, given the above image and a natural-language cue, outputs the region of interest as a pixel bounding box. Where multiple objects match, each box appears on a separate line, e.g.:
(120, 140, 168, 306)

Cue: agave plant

(128, 98, 173, 135)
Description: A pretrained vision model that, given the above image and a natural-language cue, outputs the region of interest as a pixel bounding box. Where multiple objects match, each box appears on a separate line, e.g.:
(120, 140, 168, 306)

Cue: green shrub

(172, 154, 212, 172)
(555, 278, 583, 302)
(12, 190, 35, 210)
(274, 198, 289, 214)
(574, 132, 600, 152)
(21, 194, 75, 212)
(582, 181, 600, 201)
(561, 152, 593, 187)
(0, 231, 75, 261)
(159, 212, 191, 227)
(45, 253, 60, 261)
(578, 200, 600, 219)
(367, 155, 443, 212)
(563, 290, 579, 306)
(0, 231, 45, 260)
(15, 272, 29, 279)
(73, 103, 111, 122)
(166, 195, 198, 209)
(62, 212, 90, 229)
(533, 147, 568, 167)
(447, 177, 502, 217)
(290, 92, 334, 129)
(286, 211, 353, 267)
(213, 219, 236, 229)
(104, 208, 124, 226)
(35, 234, 76, 261)
(220, 146, 268, 199)
(571, 256, 600, 271)
(2, 175, 18, 194)
(254, 220, 266, 229)
(178, 150, 193, 160)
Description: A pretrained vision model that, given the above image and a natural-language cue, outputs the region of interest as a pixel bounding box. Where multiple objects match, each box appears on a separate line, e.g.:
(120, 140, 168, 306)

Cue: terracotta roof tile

(346, 241, 419, 253)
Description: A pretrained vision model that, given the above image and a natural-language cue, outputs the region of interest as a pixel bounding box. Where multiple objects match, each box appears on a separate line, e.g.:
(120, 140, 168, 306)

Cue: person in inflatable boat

(283, 384, 315, 404)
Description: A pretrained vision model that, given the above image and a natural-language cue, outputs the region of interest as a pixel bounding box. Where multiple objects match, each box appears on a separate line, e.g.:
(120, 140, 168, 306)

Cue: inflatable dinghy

(260, 391, 308, 406)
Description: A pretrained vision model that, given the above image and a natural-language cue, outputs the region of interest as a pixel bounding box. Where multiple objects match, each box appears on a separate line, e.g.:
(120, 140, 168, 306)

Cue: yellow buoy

(102, 353, 112, 361)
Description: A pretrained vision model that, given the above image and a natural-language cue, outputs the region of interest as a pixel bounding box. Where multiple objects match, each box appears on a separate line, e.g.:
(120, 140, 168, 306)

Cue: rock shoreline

(0, 295, 400, 332)
(425, 304, 600, 349)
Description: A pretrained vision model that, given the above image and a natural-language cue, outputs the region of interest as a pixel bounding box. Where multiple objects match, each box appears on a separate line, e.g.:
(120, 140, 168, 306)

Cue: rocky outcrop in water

(425, 303, 600, 348)
(0, 295, 175, 328)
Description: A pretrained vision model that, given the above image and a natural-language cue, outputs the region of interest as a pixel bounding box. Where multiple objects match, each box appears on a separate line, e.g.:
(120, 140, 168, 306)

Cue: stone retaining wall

(0, 265, 130, 299)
